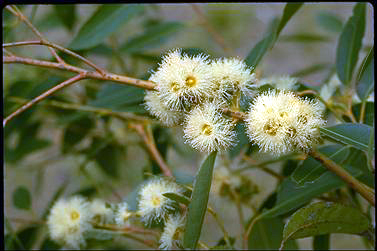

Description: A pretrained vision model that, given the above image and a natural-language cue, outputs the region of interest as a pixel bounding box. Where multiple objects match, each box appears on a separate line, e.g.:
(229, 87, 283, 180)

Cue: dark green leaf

(313, 234, 330, 250)
(292, 63, 332, 77)
(13, 186, 31, 210)
(336, 3, 366, 85)
(343, 147, 374, 188)
(357, 47, 374, 101)
(245, 3, 303, 68)
(320, 123, 373, 152)
(280, 33, 331, 43)
(352, 102, 374, 126)
(6, 226, 40, 250)
(120, 21, 184, 53)
(292, 144, 349, 185)
(89, 83, 146, 114)
(95, 143, 124, 179)
(260, 165, 363, 219)
(248, 216, 298, 250)
(40, 238, 61, 250)
(229, 123, 249, 159)
(282, 202, 370, 243)
(316, 11, 343, 33)
(53, 5, 76, 31)
(163, 192, 190, 206)
(62, 115, 94, 153)
(183, 151, 217, 249)
(69, 5, 144, 50)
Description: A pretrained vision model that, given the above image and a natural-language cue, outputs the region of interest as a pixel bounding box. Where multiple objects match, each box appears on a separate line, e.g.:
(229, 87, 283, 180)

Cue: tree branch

(309, 149, 375, 206)
(4, 74, 85, 126)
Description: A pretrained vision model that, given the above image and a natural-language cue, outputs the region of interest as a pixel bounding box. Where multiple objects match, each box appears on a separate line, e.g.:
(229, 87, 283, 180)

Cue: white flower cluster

(145, 49, 325, 155)
(145, 49, 257, 153)
(47, 177, 187, 250)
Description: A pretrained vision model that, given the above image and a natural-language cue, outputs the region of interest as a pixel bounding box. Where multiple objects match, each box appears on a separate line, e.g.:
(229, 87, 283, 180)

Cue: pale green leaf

(183, 151, 217, 249)
(336, 3, 366, 85)
(320, 123, 373, 152)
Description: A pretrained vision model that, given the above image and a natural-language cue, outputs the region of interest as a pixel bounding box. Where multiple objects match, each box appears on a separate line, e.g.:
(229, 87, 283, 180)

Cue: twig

(7, 5, 64, 64)
(3, 55, 156, 90)
(241, 155, 287, 181)
(190, 4, 234, 55)
(4, 74, 85, 126)
(3, 40, 106, 75)
(129, 123, 173, 177)
(95, 223, 159, 238)
(222, 108, 246, 121)
(7, 96, 149, 122)
(309, 149, 375, 206)
(207, 206, 232, 248)
(359, 100, 367, 123)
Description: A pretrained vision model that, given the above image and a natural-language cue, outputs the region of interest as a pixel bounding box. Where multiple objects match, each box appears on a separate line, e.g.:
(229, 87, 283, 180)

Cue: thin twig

(241, 155, 287, 181)
(359, 100, 366, 123)
(129, 123, 173, 177)
(4, 74, 85, 126)
(95, 223, 159, 238)
(191, 4, 234, 55)
(207, 206, 232, 248)
(3, 40, 106, 75)
(222, 108, 246, 121)
(4, 55, 156, 90)
(8, 5, 64, 64)
(309, 149, 375, 206)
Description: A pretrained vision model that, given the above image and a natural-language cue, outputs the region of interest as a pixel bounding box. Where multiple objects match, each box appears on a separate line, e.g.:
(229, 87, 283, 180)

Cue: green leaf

(280, 33, 331, 43)
(95, 143, 124, 179)
(260, 165, 363, 219)
(229, 123, 249, 159)
(336, 3, 366, 85)
(6, 226, 40, 250)
(357, 47, 374, 101)
(316, 11, 343, 33)
(120, 21, 184, 53)
(62, 115, 94, 153)
(89, 83, 146, 114)
(292, 144, 349, 185)
(40, 238, 61, 250)
(245, 3, 303, 68)
(53, 5, 76, 31)
(282, 202, 370, 244)
(248, 216, 298, 250)
(163, 192, 190, 206)
(69, 5, 144, 50)
(183, 151, 217, 249)
(313, 234, 330, 250)
(292, 63, 332, 77)
(320, 123, 373, 152)
(352, 102, 374, 126)
(13, 186, 31, 210)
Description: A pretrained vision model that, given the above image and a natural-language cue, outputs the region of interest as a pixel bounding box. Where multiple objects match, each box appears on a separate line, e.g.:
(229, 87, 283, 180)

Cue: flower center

(264, 122, 278, 136)
(170, 82, 180, 92)
(151, 195, 162, 207)
(185, 76, 197, 88)
(201, 123, 213, 136)
(70, 210, 80, 221)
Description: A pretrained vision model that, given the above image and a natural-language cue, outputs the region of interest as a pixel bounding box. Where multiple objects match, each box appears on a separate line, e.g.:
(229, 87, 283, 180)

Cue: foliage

(3, 3, 374, 250)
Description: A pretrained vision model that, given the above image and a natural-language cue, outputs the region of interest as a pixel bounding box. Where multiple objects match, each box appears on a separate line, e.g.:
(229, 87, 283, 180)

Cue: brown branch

(309, 149, 375, 206)
(129, 123, 173, 177)
(4, 74, 85, 126)
(7, 5, 64, 64)
(191, 4, 234, 55)
(3, 40, 106, 75)
(3, 55, 156, 90)
(222, 107, 246, 121)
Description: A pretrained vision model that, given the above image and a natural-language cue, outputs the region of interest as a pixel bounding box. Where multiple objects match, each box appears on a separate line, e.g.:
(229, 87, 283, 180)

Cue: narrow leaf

(320, 123, 373, 152)
(292, 144, 349, 185)
(53, 5, 76, 31)
(163, 192, 190, 206)
(357, 47, 374, 101)
(280, 33, 331, 43)
(316, 11, 343, 33)
(260, 165, 363, 219)
(69, 5, 144, 50)
(282, 202, 370, 242)
(120, 21, 184, 53)
(245, 3, 303, 68)
(336, 3, 366, 85)
(13, 186, 31, 210)
(183, 151, 217, 249)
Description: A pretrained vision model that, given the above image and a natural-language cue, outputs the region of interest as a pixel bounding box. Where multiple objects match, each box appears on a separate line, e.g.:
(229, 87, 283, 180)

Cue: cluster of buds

(47, 177, 186, 250)
(145, 49, 325, 155)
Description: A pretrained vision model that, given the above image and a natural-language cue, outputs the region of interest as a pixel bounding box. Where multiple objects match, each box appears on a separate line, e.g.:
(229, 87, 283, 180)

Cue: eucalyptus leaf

(313, 234, 330, 250)
(183, 151, 217, 249)
(260, 165, 363, 219)
(336, 3, 366, 85)
(352, 102, 374, 126)
(280, 33, 331, 43)
(282, 202, 370, 243)
(292, 63, 332, 77)
(13, 186, 31, 210)
(316, 11, 343, 33)
(163, 192, 190, 206)
(292, 144, 349, 185)
(357, 47, 374, 101)
(320, 123, 373, 152)
(69, 5, 144, 50)
(53, 5, 76, 31)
